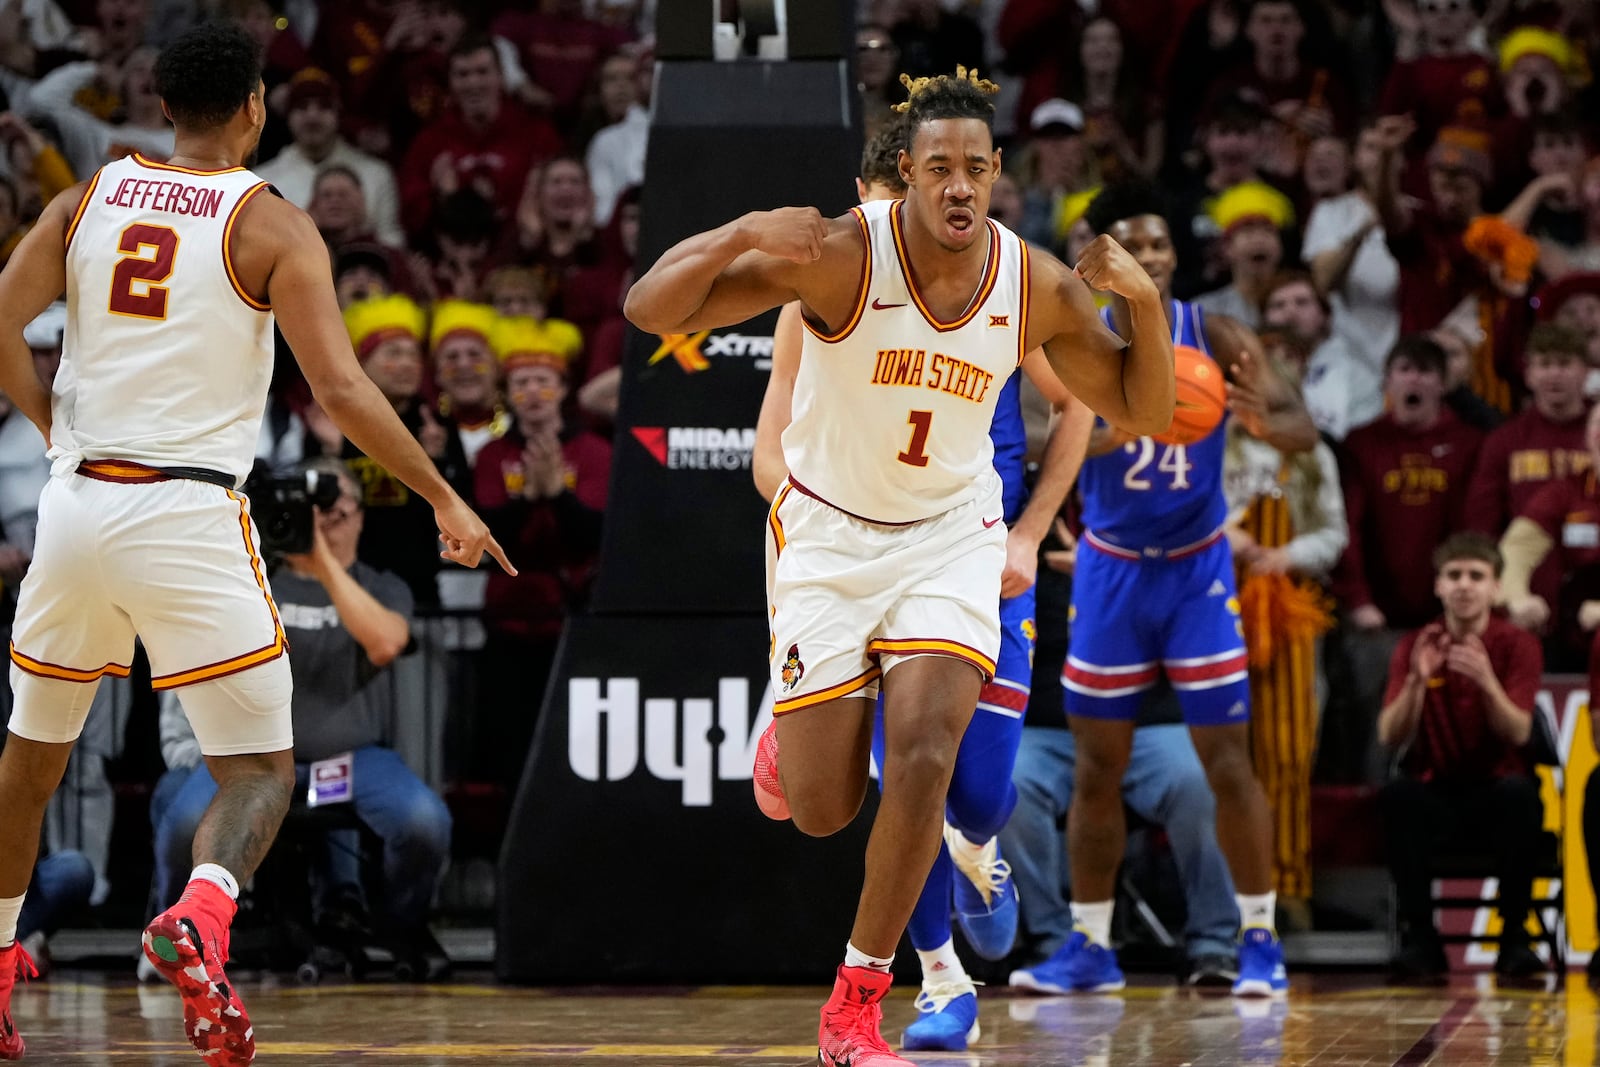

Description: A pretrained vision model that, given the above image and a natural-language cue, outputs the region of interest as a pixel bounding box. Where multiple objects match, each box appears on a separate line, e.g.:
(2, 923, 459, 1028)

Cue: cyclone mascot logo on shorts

(781, 645, 805, 692)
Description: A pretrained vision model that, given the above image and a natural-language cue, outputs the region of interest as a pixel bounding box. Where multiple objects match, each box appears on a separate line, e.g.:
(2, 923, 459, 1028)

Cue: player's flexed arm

(624, 208, 865, 337)
(1026, 236, 1175, 438)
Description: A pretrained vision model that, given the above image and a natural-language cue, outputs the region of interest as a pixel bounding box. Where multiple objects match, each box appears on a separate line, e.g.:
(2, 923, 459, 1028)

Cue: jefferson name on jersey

(101, 176, 230, 218)
(869, 348, 995, 404)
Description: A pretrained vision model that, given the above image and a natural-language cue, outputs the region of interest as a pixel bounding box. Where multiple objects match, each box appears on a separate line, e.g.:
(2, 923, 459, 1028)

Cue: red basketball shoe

(752, 719, 790, 821)
(0, 941, 37, 1060)
(142, 880, 254, 1066)
(817, 965, 915, 1067)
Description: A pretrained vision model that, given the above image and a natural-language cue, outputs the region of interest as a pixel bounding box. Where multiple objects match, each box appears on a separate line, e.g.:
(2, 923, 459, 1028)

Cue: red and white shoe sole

(142, 914, 255, 1066)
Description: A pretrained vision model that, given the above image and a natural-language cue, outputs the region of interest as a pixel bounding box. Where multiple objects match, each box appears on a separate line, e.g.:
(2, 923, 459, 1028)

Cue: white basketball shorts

(765, 471, 1005, 716)
(8, 464, 291, 754)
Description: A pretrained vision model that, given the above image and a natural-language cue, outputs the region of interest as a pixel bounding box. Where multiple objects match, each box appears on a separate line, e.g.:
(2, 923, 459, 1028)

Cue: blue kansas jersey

(989, 369, 1028, 524)
(1064, 299, 1250, 728)
(1077, 300, 1227, 552)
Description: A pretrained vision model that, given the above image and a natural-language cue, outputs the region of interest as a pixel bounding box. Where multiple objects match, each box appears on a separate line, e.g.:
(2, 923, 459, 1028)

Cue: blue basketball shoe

(901, 975, 980, 1051)
(1009, 930, 1125, 994)
(1232, 927, 1288, 997)
(944, 823, 1018, 960)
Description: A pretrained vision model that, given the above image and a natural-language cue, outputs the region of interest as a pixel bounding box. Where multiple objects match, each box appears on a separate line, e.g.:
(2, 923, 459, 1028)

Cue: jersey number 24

(1122, 438, 1191, 491)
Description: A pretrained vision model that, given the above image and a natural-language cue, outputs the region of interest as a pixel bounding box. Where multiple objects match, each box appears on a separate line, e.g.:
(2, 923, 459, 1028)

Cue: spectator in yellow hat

(1499, 26, 1577, 119)
(1196, 181, 1296, 329)
(339, 295, 470, 607)
(468, 315, 611, 786)
(429, 300, 508, 467)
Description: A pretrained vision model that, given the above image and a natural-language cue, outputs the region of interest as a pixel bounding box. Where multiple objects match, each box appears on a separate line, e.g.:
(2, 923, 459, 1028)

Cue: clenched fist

(1074, 235, 1160, 303)
(743, 207, 829, 264)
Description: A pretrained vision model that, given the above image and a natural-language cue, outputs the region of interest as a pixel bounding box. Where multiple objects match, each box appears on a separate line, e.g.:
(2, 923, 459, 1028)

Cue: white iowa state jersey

(784, 197, 1029, 524)
(55, 153, 276, 485)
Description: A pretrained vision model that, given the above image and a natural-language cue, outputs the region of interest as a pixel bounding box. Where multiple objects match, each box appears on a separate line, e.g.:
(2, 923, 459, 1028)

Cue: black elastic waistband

(76, 459, 237, 490)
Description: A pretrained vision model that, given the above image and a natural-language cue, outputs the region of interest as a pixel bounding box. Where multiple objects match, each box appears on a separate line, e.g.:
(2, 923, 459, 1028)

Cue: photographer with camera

(153, 458, 453, 977)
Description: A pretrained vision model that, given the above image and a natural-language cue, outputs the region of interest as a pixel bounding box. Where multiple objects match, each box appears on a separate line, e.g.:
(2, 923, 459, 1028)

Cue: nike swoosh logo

(871, 299, 905, 310)
(982, 516, 1003, 528)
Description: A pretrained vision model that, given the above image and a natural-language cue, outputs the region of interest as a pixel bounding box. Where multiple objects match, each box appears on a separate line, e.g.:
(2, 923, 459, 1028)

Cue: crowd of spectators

(0, 0, 1597, 978)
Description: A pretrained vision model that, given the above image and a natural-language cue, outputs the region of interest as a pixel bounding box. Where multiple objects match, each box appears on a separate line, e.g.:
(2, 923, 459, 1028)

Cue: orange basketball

(1154, 344, 1227, 446)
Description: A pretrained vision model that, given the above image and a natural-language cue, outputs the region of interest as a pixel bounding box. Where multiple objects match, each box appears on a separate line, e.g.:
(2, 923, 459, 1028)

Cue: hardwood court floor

(7, 970, 1589, 1064)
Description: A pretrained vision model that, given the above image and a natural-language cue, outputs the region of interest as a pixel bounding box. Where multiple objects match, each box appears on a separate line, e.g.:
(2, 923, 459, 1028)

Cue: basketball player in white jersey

(0, 24, 509, 1065)
(627, 68, 1174, 1067)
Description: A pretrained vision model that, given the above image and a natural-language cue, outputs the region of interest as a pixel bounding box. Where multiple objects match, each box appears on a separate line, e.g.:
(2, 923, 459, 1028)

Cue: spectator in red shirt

(1466, 323, 1590, 607)
(1332, 335, 1484, 778)
(1337, 335, 1485, 631)
(1501, 402, 1600, 670)
(1377, 0, 1499, 161)
(400, 34, 564, 242)
(472, 317, 609, 785)
(1374, 117, 1492, 337)
(1378, 532, 1544, 980)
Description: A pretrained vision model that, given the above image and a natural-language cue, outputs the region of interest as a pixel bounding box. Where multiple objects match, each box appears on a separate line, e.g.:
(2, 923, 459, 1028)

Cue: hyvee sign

(568, 675, 773, 807)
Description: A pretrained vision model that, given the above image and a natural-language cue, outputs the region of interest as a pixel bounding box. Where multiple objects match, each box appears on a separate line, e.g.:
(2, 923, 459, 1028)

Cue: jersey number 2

(1123, 438, 1192, 490)
(898, 410, 933, 467)
(109, 224, 179, 320)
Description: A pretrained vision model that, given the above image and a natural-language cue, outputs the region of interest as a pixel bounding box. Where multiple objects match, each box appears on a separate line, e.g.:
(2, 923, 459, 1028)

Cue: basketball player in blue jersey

(752, 117, 1095, 1053)
(629, 70, 1174, 1067)
(1011, 181, 1317, 998)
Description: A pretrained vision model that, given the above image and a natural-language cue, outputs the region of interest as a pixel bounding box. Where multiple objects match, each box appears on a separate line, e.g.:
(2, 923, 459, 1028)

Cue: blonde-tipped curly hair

(892, 65, 1000, 127)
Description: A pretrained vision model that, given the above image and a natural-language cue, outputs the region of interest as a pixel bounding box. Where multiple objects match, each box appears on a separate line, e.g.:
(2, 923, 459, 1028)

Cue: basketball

(1154, 344, 1227, 446)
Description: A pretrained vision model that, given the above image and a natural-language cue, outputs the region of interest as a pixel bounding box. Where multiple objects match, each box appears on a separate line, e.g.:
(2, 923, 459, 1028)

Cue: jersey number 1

(898, 410, 933, 467)
(109, 224, 179, 320)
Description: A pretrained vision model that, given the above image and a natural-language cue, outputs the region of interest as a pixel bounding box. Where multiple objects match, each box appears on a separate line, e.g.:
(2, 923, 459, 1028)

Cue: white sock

(946, 830, 985, 857)
(1071, 900, 1114, 947)
(1237, 891, 1276, 932)
(844, 941, 894, 973)
(916, 938, 969, 984)
(0, 893, 23, 947)
(189, 863, 240, 901)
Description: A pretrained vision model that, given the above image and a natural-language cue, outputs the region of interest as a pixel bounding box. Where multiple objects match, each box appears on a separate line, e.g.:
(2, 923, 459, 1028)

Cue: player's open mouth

(945, 209, 975, 236)
(1402, 392, 1423, 408)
